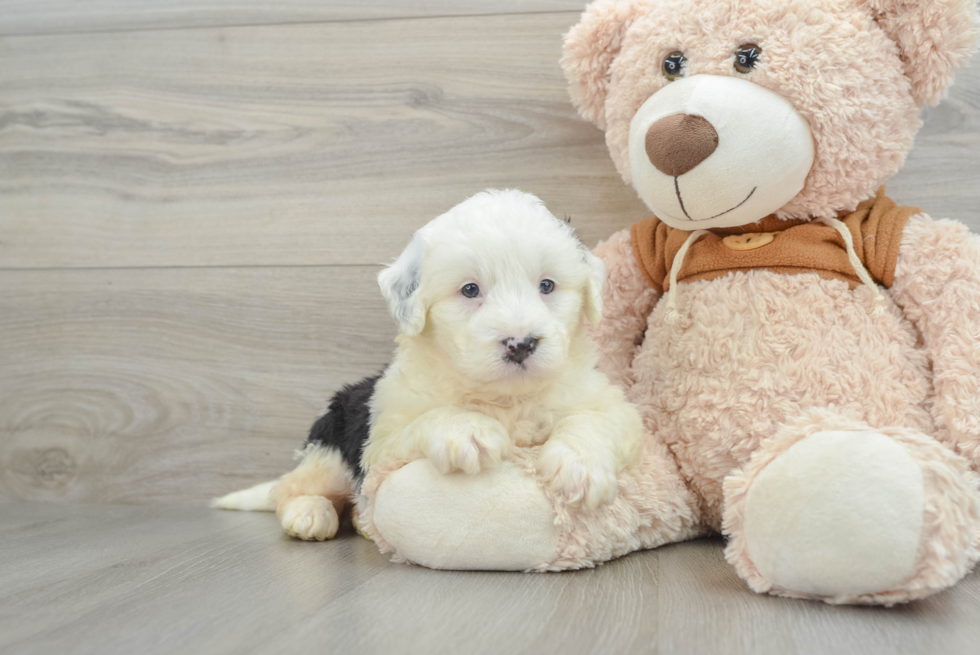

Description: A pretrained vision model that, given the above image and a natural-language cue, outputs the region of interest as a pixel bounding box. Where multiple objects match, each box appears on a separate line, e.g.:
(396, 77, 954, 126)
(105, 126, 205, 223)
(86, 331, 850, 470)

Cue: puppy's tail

(210, 480, 278, 512)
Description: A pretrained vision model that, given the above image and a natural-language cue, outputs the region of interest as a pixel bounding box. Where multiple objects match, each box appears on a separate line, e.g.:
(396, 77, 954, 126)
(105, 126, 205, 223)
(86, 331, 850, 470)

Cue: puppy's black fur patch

(304, 373, 380, 480)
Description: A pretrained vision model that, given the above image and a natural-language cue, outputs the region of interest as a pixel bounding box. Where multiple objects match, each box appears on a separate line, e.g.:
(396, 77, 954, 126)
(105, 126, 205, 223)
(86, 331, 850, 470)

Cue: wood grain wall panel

(0, 265, 395, 505)
(2, 14, 978, 271)
(887, 75, 980, 224)
(0, 0, 586, 37)
(0, 12, 649, 270)
(1, 5, 978, 509)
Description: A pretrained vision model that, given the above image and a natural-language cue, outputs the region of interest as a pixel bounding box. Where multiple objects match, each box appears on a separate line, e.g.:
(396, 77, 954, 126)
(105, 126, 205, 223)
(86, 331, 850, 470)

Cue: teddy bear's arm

(891, 213, 980, 467)
(592, 228, 660, 389)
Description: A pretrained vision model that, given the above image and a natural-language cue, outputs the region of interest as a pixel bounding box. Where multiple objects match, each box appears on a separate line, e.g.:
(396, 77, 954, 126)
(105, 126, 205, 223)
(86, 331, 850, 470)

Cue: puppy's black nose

(503, 336, 539, 364)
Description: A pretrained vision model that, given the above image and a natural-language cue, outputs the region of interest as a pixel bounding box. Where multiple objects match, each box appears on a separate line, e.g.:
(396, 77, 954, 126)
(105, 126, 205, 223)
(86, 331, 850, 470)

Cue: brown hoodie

(630, 188, 920, 293)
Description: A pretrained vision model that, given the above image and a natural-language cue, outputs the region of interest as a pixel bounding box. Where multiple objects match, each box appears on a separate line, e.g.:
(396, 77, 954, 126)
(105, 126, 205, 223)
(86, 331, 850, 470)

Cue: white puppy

(365, 190, 642, 501)
(218, 190, 643, 542)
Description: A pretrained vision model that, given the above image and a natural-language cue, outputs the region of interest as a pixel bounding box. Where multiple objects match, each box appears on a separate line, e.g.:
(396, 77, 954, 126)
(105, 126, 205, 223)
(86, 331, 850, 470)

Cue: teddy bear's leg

(366, 459, 562, 571)
(723, 410, 980, 605)
(356, 434, 703, 571)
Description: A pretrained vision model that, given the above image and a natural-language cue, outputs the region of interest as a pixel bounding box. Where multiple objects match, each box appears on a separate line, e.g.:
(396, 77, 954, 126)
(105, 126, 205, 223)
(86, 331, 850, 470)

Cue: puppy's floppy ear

(561, 0, 650, 130)
(864, 0, 979, 106)
(378, 233, 427, 337)
(582, 248, 607, 327)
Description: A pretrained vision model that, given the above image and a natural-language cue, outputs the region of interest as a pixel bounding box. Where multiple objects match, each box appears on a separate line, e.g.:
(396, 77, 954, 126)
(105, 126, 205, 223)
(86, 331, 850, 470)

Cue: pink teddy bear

(361, 0, 980, 606)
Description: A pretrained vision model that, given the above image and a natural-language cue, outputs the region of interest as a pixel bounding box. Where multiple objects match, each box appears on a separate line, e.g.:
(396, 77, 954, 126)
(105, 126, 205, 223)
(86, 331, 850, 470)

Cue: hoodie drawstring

(664, 229, 710, 325)
(814, 217, 886, 316)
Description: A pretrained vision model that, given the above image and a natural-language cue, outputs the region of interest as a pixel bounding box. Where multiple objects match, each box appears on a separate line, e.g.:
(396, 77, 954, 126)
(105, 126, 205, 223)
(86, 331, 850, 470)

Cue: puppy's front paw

(279, 495, 339, 541)
(536, 441, 618, 509)
(424, 414, 511, 475)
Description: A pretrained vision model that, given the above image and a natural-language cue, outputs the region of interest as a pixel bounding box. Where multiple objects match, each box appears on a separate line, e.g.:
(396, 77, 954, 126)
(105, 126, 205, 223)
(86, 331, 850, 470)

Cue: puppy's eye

(662, 51, 686, 81)
(734, 44, 762, 73)
(539, 279, 555, 295)
(461, 283, 480, 298)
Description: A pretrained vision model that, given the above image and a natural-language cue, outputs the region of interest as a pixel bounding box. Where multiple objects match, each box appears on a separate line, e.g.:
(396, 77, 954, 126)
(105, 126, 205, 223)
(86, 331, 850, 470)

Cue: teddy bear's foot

(723, 413, 980, 605)
(371, 459, 561, 570)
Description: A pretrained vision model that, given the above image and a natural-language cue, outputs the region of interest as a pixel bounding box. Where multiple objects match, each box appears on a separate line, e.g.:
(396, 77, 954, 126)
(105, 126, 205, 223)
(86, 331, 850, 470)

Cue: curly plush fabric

(869, 0, 980, 105)
(892, 214, 980, 468)
(621, 243, 935, 527)
(592, 229, 660, 388)
(588, 218, 980, 603)
(562, 0, 651, 130)
(561, 0, 977, 219)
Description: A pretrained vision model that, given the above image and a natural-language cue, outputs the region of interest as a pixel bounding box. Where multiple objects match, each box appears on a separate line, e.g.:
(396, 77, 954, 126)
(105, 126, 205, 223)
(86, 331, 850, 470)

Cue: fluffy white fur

(211, 443, 355, 541)
(365, 190, 643, 511)
(210, 480, 277, 511)
(268, 445, 355, 541)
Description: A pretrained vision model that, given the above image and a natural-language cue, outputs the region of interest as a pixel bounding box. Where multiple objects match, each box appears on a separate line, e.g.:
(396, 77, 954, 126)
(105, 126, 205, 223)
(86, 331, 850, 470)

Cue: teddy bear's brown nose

(645, 114, 720, 177)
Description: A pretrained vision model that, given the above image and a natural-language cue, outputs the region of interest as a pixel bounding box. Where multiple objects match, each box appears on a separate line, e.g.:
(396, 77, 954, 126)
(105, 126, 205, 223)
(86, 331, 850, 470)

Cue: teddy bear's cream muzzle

(629, 74, 815, 230)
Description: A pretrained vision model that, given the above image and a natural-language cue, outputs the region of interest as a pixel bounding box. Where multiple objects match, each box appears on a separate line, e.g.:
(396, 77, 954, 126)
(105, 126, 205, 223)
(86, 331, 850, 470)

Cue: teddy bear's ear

(561, 0, 650, 129)
(865, 0, 979, 106)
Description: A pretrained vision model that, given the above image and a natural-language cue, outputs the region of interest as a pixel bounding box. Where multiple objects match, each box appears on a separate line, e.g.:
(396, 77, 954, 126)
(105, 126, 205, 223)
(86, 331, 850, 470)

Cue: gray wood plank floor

(2, 502, 978, 655)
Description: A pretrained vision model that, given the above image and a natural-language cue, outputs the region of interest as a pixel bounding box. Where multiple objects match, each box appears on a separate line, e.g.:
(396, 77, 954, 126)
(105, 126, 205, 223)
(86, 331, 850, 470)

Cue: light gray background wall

(1, 0, 978, 508)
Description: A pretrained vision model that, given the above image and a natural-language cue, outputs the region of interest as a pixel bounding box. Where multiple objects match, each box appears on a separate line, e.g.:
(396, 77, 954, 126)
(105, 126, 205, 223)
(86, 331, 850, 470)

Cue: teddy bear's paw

(279, 495, 339, 541)
(424, 413, 512, 475)
(734, 430, 925, 598)
(536, 440, 618, 509)
(374, 460, 562, 570)
(726, 426, 980, 603)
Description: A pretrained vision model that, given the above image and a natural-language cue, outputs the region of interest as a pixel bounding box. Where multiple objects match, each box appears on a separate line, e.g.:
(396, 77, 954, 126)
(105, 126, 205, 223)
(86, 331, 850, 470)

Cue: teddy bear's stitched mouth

(674, 178, 758, 222)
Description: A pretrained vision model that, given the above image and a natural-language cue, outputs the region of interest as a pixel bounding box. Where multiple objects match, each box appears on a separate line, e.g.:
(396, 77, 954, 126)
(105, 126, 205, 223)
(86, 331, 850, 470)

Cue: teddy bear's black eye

(539, 279, 555, 295)
(662, 51, 686, 81)
(734, 44, 762, 73)
(461, 283, 480, 298)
